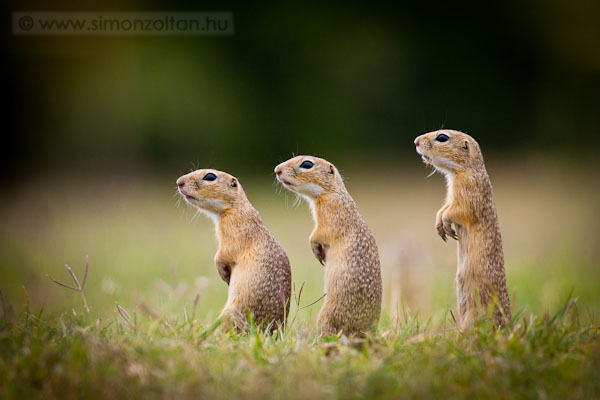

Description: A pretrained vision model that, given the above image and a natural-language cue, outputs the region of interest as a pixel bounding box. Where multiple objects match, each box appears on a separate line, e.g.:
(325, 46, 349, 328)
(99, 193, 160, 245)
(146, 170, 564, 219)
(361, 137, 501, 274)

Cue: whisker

(189, 208, 197, 223)
(196, 209, 203, 222)
(274, 180, 285, 196)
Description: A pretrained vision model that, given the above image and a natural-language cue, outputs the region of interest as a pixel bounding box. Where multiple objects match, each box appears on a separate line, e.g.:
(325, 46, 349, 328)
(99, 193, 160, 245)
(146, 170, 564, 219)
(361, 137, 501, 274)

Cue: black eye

(299, 160, 314, 169)
(435, 134, 450, 142)
(202, 173, 217, 181)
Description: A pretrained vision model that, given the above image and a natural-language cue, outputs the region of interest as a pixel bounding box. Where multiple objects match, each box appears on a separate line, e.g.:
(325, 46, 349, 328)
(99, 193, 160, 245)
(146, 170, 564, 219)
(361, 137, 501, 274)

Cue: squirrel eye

(299, 160, 314, 169)
(435, 134, 450, 142)
(202, 173, 217, 181)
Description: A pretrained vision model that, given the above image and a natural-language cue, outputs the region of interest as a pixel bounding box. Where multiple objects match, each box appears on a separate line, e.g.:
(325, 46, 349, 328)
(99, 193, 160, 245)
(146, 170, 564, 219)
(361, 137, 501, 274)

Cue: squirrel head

(414, 130, 484, 174)
(274, 156, 344, 200)
(176, 169, 246, 219)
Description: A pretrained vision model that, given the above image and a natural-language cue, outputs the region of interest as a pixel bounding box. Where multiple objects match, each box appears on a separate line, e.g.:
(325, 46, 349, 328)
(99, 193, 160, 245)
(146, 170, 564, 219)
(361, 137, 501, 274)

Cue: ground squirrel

(177, 169, 292, 332)
(414, 130, 511, 328)
(275, 156, 382, 336)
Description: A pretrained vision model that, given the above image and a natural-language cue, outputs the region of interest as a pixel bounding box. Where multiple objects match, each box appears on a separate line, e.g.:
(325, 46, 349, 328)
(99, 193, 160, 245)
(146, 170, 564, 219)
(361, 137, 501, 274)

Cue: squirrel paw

(436, 219, 447, 241)
(443, 218, 458, 241)
(311, 241, 326, 266)
(216, 262, 231, 284)
(436, 216, 458, 241)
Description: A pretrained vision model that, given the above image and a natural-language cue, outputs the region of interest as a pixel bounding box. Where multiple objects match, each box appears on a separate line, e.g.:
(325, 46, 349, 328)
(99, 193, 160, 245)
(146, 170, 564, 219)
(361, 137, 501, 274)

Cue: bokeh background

(2, 1, 599, 326)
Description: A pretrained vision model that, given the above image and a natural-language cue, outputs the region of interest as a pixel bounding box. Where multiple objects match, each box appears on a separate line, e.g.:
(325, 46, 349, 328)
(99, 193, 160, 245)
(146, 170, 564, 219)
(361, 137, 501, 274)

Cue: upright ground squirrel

(177, 169, 292, 332)
(275, 156, 382, 336)
(415, 130, 511, 328)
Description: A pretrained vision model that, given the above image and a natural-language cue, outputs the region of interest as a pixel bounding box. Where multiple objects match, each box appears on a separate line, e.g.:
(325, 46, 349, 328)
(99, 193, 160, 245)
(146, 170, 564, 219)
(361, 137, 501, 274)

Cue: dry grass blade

(116, 303, 134, 330)
(278, 285, 286, 308)
(565, 297, 579, 315)
(136, 303, 160, 320)
(293, 282, 298, 306)
(511, 289, 517, 310)
(47, 256, 90, 313)
(193, 293, 200, 310)
(450, 310, 457, 324)
(191, 293, 200, 320)
(46, 275, 79, 291)
(286, 281, 308, 330)
(64, 264, 82, 290)
(299, 292, 327, 310)
(297, 281, 305, 307)
(81, 255, 89, 289)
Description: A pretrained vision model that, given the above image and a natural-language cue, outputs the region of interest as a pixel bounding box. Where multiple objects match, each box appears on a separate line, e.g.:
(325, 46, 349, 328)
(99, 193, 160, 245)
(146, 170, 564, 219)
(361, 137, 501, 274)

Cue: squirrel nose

(176, 178, 185, 188)
(414, 139, 420, 147)
(274, 167, 282, 176)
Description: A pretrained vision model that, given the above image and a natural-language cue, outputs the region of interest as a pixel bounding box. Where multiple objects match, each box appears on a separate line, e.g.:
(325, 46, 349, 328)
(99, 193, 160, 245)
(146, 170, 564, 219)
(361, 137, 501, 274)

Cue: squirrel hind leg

(219, 308, 249, 333)
(317, 308, 338, 337)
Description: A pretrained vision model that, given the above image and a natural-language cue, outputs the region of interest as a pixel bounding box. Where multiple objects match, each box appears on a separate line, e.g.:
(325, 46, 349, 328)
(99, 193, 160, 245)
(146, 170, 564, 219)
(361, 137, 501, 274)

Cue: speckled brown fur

(177, 169, 291, 332)
(415, 130, 511, 329)
(275, 156, 382, 336)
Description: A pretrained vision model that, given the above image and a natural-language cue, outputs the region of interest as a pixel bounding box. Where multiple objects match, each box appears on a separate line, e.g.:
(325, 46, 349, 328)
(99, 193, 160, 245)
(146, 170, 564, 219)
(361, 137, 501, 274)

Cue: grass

(1, 296, 599, 399)
(0, 158, 599, 398)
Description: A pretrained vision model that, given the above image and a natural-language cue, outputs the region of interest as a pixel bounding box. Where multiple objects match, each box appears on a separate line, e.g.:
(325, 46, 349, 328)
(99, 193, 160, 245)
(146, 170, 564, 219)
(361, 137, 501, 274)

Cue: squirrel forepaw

(216, 262, 231, 285)
(436, 215, 458, 241)
(311, 241, 326, 266)
(436, 220, 447, 241)
(443, 218, 458, 241)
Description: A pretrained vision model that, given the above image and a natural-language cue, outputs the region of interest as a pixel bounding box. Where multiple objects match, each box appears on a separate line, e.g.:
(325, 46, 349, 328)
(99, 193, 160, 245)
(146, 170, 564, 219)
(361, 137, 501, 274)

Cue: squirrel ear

(329, 164, 334, 175)
(230, 178, 238, 188)
(462, 140, 469, 152)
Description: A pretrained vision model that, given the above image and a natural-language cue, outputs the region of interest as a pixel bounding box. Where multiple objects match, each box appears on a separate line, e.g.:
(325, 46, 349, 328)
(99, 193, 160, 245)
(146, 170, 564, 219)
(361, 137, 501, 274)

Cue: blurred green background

(2, 1, 599, 325)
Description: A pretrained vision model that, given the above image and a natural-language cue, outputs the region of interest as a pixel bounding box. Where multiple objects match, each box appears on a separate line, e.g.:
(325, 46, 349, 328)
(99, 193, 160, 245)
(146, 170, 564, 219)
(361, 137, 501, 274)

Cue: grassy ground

(1, 297, 599, 399)
(1, 158, 599, 398)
